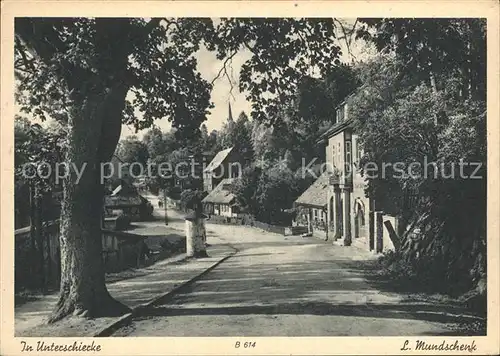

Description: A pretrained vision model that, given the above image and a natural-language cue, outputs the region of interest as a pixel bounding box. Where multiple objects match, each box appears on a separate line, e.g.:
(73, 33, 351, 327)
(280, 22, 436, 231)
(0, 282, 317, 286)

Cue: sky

(120, 47, 254, 139)
(120, 21, 376, 140)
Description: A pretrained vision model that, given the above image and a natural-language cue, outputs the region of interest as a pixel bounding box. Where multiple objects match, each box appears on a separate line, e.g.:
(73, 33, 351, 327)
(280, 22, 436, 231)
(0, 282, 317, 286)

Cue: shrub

(139, 201, 154, 220)
(180, 189, 207, 211)
(159, 239, 173, 251)
(115, 213, 131, 230)
(349, 56, 486, 298)
(169, 186, 182, 200)
(160, 238, 186, 254)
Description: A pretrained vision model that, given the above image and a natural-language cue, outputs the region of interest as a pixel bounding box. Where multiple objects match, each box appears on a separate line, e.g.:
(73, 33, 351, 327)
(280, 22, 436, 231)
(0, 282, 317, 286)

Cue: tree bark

(49, 87, 129, 323)
(45, 197, 52, 289)
(29, 183, 37, 289)
(15, 18, 153, 322)
(34, 188, 46, 292)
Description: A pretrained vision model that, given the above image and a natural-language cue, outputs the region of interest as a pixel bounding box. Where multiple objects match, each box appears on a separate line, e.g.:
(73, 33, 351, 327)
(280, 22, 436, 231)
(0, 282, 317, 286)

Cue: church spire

(228, 102, 233, 122)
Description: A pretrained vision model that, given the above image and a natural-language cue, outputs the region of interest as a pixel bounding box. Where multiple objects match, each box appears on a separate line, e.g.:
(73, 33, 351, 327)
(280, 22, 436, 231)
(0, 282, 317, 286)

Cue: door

(355, 205, 365, 238)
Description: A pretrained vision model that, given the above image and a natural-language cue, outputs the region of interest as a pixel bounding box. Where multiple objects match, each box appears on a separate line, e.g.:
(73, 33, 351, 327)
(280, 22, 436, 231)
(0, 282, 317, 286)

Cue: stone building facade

(319, 96, 398, 253)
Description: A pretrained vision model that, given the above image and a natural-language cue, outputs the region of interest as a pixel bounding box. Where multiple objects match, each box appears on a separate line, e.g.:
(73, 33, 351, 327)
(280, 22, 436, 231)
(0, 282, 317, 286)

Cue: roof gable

(204, 147, 234, 172)
(111, 154, 124, 163)
(202, 178, 237, 204)
(294, 172, 330, 208)
(319, 119, 353, 142)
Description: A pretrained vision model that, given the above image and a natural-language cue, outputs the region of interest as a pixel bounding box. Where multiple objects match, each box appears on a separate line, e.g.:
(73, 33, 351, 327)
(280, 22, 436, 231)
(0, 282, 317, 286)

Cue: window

(336, 105, 345, 122)
(345, 141, 352, 173)
(355, 140, 362, 167)
(332, 145, 336, 167)
(344, 103, 349, 121)
(337, 143, 341, 167)
(230, 162, 241, 178)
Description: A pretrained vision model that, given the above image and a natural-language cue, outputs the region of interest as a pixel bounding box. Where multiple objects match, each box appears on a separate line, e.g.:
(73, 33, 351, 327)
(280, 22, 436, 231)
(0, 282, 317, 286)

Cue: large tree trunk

(15, 17, 146, 322)
(49, 86, 129, 322)
(34, 187, 46, 292)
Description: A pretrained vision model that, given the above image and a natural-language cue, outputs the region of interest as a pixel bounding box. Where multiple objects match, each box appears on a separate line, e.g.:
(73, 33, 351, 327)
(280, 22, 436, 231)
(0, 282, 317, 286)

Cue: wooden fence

(205, 214, 288, 235)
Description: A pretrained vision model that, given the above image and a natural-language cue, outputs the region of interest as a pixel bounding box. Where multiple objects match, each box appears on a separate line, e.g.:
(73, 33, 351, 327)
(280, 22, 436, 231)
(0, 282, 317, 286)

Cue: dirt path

(113, 228, 475, 336)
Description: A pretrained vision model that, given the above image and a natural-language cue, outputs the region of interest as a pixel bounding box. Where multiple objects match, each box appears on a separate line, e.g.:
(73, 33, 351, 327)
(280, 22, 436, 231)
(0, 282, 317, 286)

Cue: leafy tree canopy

(15, 17, 345, 145)
(356, 18, 486, 100)
(115, 135, 149, 169)
(14, 115, 66, 192)
(348, 24, 486, 294)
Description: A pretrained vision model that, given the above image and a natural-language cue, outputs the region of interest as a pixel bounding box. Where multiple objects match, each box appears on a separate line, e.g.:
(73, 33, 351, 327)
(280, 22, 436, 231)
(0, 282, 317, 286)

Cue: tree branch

(15, 36, 37, 73)
(211, 49, 238, 85)
(334, 19, 357, 62)
(15, 18, 92, 93)
(15, 18, 67, 64)
(143, 17, 179, 39)
(143, 18, 165, 36)
(211, 49, 239, 100)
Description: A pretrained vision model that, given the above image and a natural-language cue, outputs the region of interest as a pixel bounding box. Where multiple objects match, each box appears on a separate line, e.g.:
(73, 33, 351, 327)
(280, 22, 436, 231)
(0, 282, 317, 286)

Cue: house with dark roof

(202, 178, 241, 217)
(294, 171, 331, 239)
(103, 155, 153, 221)
(203, 146, 245, 193)
(104, 183, 153, 221)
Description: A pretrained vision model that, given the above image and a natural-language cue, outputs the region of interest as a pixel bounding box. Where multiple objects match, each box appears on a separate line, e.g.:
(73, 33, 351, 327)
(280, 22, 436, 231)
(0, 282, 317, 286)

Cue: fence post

(369, 200, 375, 251)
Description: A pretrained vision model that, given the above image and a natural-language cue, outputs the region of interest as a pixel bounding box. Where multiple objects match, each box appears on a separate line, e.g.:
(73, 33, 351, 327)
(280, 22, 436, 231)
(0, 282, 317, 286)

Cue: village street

(111, 195, 478, 337)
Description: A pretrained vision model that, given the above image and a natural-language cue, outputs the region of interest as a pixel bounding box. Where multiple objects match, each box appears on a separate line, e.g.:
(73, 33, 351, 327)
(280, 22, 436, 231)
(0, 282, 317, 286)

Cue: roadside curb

(94, 243, 239, 337)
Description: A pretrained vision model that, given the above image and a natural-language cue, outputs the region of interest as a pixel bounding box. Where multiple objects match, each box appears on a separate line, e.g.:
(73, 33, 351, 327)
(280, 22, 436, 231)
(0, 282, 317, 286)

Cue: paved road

(113, 207, 474, 336)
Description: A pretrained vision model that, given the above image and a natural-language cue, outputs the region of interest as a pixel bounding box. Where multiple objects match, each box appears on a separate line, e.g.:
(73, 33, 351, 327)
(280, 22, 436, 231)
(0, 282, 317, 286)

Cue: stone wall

(252, 221, 286, 235)
(284, 226, 309, 236)
(206, 214, 287, 235)
(373, 212, 398, 253)
(102, 230, 147, 273)
(15, 221, 60, 292)
(381, 214, 397, 252)
(15, 221, 147, 291)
